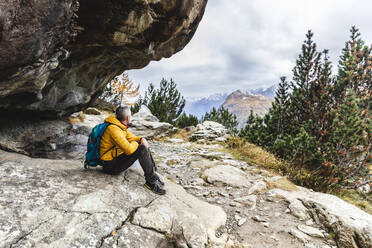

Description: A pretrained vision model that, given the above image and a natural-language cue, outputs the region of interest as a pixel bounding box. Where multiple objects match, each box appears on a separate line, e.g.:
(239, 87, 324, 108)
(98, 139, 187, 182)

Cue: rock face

(0, 0, 208, 118)
(0, 106, 176, 159)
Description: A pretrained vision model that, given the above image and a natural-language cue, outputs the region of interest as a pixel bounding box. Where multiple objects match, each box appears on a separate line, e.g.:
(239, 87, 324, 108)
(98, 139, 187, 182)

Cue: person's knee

(138, 144, 149, 154)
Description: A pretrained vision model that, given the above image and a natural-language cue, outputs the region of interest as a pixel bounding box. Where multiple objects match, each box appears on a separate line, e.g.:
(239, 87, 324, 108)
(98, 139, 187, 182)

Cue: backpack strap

(100, 123, 124, 164)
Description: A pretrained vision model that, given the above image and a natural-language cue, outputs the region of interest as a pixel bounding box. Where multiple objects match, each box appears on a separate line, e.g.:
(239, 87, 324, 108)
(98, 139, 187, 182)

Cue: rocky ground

(151, 139, 339, 248)
(0, 108, 371, 248)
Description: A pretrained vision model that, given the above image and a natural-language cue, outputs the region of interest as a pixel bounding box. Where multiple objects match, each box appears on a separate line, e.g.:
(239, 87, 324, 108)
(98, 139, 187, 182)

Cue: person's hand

(141, 138, 150, 149)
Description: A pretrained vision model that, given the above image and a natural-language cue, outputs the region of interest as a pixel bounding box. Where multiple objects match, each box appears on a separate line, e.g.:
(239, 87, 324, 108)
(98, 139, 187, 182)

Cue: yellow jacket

(99, 115, 142, 161)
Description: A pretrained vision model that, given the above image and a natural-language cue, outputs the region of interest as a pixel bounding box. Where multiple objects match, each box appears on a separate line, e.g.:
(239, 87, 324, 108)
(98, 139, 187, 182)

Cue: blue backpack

(84, 123, 114, 169)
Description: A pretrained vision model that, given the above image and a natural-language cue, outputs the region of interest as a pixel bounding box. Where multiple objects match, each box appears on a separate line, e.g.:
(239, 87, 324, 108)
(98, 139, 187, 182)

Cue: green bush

(176, 113, 199, 128)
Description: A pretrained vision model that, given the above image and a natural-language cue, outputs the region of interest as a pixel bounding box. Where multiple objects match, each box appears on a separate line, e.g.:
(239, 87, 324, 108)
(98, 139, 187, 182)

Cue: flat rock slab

(0, 150, 226, 248)
(203, 165, 251, 187)
(271, 188, 372, 248)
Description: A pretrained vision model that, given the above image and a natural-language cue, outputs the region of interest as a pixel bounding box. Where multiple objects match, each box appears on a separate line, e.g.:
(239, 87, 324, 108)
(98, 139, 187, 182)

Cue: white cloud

(128, 0, 372, 98)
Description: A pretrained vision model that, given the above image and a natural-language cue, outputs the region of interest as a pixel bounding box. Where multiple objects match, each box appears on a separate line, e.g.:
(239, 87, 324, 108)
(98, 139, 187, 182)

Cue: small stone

(234, 195, 257, 210)
(252, 215, 266, 222)
(305, 243, 316, 248)
(218, 192, 229, 198)
(305, 219, 314, 226)
(248, 181, 267, 195)
(234, 214, 241, 221)
(238, 218, 247, 226)
(270, 236, 279, 241)
(288, 200, 310, 220)
(297, 224, 324, 238)
(229, 202, 237, 207)
(289, 228, 310, 243)
(285, 208, 290, 213)
(84, 107, 101, 115)
(263, 222, 270, 228)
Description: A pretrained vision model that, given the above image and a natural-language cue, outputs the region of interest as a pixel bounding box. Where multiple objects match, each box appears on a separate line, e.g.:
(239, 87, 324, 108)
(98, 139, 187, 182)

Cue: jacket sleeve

(108, 125, 139, 155)
(126, 129, 142, 143)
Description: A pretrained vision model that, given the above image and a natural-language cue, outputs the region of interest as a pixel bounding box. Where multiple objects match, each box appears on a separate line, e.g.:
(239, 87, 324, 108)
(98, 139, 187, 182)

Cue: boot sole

(144, 184, 166, 195)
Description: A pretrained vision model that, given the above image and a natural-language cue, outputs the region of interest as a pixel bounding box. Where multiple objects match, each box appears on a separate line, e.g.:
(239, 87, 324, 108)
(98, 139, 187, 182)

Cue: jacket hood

(104, 115, 127, 130)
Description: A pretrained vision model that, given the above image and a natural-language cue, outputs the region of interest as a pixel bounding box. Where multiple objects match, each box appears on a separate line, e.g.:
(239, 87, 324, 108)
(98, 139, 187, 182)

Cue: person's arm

(126, 129, 142, 142)
(108, 126, 139, 155)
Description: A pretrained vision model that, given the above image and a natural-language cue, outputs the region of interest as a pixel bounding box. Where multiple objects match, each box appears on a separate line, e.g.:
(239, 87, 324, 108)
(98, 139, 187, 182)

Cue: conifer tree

(132, 78, 185, 124)
(336, 26, 372, 101)
(289, 30, 323, 129)
(325, 90, 370, 188)
(201, 106, 238, 131)
(176, 113, 199, 128)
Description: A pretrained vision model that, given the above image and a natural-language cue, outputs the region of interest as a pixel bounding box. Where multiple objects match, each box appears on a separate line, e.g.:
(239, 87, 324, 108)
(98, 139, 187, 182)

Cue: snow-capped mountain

(184, 85, 277, 123)
(184, 93, 228, 118)
(249, 85, 277, 98)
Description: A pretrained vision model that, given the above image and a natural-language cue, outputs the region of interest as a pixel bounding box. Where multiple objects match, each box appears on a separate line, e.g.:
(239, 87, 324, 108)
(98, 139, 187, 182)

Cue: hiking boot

(154, 174, 164, 186)
(144, 181, 166, 195)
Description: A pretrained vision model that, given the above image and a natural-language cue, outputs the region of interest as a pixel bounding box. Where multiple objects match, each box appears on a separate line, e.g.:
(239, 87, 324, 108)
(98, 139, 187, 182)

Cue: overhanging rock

(0, 0, 208, 118)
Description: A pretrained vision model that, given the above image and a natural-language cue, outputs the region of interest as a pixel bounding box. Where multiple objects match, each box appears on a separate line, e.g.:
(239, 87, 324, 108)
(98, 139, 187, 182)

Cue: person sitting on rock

(99, 106, 165, 195)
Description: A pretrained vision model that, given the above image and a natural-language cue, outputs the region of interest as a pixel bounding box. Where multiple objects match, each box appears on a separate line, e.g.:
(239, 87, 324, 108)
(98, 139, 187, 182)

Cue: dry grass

(223, 137, 285, 171)
(222, 136, 372, 214)
(170, 129, 192, 142)
(266, 177, 299, 192)
(68, 112, 85, 124)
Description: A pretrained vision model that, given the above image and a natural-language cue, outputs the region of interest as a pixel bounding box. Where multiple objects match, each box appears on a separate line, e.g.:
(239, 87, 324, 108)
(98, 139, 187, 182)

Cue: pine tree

(336, 26, 372, 101)
(202, 106, 238, 131)
(176, 113, 199, 128)
(289, 30, 323, 129)
(325, 90, 370, 188)
(335, 26, 372, 171)
(131, 78, 185, 124)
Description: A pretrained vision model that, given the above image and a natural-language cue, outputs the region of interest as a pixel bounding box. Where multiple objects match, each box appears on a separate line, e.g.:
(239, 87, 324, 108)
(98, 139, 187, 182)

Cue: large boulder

(190, 121, 229, 141)
(202, 164, 251, 188)
(130, 105, 178, 138)
(0, 149, 227, 248)
(0, 0, 208, 118)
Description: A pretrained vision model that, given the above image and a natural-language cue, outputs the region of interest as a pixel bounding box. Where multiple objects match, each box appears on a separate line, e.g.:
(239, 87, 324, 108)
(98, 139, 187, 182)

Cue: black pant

(102, 145, 158, 184)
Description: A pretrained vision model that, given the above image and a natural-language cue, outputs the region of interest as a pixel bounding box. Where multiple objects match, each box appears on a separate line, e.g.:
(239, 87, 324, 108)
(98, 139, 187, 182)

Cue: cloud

(128, 0, 372, 98)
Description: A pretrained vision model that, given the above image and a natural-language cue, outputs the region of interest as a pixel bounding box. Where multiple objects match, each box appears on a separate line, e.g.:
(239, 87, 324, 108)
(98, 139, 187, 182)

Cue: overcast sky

(127, 0, 372, 98)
